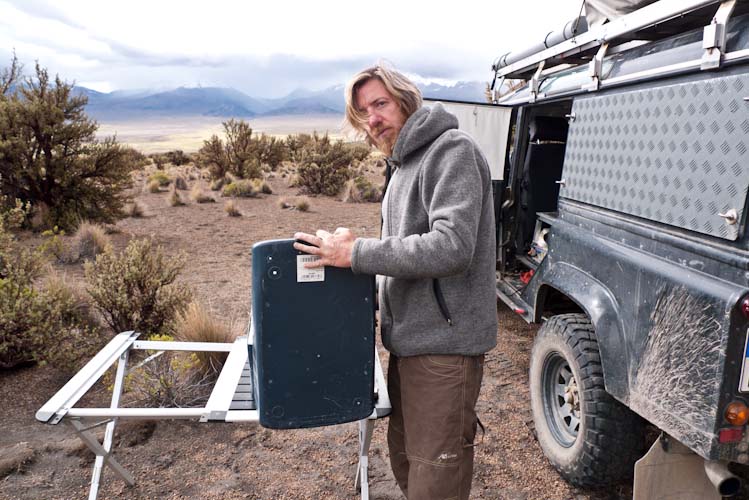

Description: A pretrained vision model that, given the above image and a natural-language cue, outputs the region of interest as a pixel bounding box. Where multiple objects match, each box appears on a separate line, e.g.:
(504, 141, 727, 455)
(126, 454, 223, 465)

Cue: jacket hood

(391, 103, 459, 163)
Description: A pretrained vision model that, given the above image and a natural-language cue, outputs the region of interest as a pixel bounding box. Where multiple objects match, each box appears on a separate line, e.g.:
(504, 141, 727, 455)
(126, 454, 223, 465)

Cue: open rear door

(424, 99, 512, 181)
(424, 99, 513, 258)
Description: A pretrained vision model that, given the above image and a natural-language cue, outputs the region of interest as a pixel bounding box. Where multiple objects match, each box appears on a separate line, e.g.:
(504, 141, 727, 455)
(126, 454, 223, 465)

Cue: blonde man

(295, 64, 497, 500)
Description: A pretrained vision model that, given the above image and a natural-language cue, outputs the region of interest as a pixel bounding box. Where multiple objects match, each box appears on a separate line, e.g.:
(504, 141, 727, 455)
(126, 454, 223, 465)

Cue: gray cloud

(5, 0, 85, 29)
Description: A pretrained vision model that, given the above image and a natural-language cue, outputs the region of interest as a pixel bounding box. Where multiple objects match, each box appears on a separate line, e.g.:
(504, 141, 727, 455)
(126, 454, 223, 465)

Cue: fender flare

(534, 261, 630, 402)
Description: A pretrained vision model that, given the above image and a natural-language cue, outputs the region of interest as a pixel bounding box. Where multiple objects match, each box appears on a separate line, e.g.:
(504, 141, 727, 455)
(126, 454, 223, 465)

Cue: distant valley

(76, 81, 489, 121)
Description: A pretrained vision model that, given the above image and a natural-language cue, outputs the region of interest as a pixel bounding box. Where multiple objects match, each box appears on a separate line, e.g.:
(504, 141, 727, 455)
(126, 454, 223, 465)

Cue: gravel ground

(0, 167, 632, 499)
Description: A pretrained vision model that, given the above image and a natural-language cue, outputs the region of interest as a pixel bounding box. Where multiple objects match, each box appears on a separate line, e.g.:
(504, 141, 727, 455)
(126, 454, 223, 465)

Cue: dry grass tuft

(287, 174, 300, 188)
(296, 197, 310, 212)
(342, 176, 382, 203)
(190, 185, 215, 203)
(73, 221, 112, 261)
(168, 185, 186, 206)
(174, 302, 235, 374)
(148, 171, 171, 187)
(127, 200, 146, 217)
(222, 180, 258, 198)
(224, 200, 241, 217)
(146, 179, 161, 193)
(252, 179, 273, 195)
(42, 272, 100, 329)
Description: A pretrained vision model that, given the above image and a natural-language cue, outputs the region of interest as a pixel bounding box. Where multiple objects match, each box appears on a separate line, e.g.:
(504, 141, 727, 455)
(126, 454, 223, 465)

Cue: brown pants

(387, 353, 485, 500)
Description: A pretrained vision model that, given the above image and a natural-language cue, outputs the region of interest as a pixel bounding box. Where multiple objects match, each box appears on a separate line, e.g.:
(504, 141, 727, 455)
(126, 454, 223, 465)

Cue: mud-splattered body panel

(520, 67, 749, 461)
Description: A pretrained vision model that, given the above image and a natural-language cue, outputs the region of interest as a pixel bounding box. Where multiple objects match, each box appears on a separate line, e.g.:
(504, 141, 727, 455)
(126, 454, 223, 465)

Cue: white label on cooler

(297, 255, 324, 282)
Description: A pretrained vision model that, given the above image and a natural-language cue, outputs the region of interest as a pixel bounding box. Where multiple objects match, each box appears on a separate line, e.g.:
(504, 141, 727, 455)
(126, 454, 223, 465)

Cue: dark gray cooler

(250, 238, 376, 429)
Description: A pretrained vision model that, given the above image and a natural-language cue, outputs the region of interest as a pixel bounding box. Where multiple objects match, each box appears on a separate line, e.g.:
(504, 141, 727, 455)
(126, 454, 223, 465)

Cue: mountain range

(75, 81, 489, 121)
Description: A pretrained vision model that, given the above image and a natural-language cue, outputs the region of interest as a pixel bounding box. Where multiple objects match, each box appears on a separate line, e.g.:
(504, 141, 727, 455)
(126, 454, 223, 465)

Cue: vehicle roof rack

(492, 0, 748, 87)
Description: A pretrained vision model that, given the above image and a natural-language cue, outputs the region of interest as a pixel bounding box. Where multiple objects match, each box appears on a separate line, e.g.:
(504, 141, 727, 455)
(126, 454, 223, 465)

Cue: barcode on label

(297, 255, 325, 282)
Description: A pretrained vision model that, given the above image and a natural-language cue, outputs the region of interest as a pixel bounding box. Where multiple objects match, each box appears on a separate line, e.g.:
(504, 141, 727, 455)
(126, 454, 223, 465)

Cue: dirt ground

(0, 165, 633, 500)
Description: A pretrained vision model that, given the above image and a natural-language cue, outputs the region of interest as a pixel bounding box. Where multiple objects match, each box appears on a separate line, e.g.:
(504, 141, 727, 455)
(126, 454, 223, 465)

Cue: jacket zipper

(433, 279, 453, 326)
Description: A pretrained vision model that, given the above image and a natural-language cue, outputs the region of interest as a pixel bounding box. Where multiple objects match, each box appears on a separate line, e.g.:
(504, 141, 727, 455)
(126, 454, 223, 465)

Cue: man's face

(355, 78, 407, 156)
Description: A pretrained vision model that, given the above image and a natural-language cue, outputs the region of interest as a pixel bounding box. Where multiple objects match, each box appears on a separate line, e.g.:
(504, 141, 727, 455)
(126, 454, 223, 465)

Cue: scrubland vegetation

(0, 55, 383, 404)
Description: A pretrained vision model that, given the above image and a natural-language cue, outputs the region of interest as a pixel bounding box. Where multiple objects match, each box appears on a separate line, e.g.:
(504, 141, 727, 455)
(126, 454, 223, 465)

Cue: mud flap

(633, 434, 720, 500)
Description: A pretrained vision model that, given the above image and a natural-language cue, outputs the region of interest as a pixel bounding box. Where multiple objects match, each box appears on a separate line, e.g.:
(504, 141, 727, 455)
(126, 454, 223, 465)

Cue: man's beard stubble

(371, 129, 398, 158)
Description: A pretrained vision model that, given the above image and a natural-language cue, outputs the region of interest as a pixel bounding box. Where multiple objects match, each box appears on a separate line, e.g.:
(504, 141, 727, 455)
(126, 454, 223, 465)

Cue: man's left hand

(293, 228, 356, 268)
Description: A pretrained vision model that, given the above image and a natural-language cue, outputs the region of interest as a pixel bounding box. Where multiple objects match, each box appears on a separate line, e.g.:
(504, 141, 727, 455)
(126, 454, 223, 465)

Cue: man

(294, 64, 497, 500)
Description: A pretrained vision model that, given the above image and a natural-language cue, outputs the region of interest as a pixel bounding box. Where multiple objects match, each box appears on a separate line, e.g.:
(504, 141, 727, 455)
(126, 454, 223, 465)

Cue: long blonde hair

(344, 63, 422, 143)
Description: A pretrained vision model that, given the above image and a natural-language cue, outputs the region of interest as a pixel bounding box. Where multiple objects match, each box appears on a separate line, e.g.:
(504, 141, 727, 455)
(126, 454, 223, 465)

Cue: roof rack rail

(491, 0, 744, 88)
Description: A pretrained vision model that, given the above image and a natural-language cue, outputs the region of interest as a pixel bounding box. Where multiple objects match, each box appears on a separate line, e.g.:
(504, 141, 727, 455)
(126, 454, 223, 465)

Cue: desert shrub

(121, 146, 150, 170)
(342, 176, 382, 203)
(150, 153, 168, 169)
(0, 58, 133, 230)
(40, 226, 75, 264)
(197, 134, 228, 179)
(224, 200, 241, 217)
(0, 212, 103, 370)
(222, 180, 257, 198)
(146, 179, 161, 193)
(38, 273, 106, 371)
(209, 178, 224, 191)
(73, 221, 112, 261)
(84, 238, 192, 336)
(174, 302, 234, 374)
(344, 141, 373, 162)
(296, 198, 310, 212)
(296, 133, 355, 196)
(166, 150, 191, 166)
(173, 175, 188, 190)
(197, 120, 286, 180)
(252, 179, 272, 195)
(148, 171, 171, 187)
(255, 133, 286, 169)
(126, 333, 212, 407)
(190, 186, 214, 203)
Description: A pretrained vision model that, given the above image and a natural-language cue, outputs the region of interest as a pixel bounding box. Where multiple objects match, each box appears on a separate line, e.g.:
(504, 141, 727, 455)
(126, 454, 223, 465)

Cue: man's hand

(293, 228, 356, 269)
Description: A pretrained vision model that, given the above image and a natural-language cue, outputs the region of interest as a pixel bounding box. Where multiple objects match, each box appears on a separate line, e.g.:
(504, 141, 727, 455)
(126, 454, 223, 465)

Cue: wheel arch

(533, 262, 630, 402)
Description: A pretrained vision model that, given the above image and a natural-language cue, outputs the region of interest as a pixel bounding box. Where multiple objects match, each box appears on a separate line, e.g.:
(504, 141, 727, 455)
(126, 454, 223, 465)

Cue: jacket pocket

(432, 279, 453, 326)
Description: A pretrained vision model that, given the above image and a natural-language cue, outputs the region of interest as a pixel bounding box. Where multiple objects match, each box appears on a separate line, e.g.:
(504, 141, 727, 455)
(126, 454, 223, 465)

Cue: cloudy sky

(0, 0, 583, 97)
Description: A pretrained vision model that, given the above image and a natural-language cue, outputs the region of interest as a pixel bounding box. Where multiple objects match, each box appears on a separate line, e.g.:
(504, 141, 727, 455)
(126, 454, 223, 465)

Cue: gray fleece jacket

(351, 103, 498, 357)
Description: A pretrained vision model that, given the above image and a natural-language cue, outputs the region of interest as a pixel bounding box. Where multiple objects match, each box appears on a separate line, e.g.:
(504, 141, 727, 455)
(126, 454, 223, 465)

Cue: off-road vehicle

(441, 0, 749, 495)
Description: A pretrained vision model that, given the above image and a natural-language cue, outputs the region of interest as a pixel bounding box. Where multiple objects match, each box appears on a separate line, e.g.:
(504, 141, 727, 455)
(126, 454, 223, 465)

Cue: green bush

(85, 238, 192, 336)
(344, 142, 373, 163)
(0, 215, 103, 371)
(166, 150, 191, 166)
(197, 120, 286, 180)
(0, 58, 133, 230)
(252, 179, 272, 195)
(122, 147, 150, 169)
(342, 176, 382, 203)
(222, 180, 258, 198)
(296, 133, 355, 196)
(148, 171, 171, 187)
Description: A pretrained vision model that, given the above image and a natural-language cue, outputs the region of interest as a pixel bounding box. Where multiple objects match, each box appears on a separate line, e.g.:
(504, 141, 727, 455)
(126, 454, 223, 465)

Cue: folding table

(36, 328, 391, 500)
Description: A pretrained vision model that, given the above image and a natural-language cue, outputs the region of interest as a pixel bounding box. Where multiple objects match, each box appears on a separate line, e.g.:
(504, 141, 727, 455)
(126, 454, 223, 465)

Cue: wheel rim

(541, 351, 580, 447)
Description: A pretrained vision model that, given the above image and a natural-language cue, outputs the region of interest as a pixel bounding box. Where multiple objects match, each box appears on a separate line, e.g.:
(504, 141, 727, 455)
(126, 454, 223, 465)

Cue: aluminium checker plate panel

(561, 72, 749, 240)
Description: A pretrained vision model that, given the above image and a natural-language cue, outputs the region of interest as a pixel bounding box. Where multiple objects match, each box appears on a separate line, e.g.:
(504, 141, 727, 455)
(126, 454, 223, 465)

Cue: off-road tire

(529, 313, 646, 487)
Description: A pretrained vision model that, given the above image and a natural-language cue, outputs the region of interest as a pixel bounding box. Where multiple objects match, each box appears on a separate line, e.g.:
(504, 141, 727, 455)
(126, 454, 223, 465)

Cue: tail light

(741, 295, 749, 320)
(725, 401, 749, 426)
